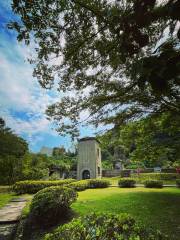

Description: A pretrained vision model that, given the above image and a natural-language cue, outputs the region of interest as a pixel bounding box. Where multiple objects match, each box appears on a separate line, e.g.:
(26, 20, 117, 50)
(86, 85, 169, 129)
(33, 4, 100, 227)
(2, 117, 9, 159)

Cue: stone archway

(82, 170, 90, 179)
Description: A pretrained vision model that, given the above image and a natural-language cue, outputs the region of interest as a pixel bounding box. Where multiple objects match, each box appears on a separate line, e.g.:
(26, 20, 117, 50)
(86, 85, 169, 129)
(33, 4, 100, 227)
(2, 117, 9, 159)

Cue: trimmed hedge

(88, 179, 110, 188)
(67, 180, 89, 191)
(176, 179, 180, 188)
(118, 178, 136, 188)
(67, 179, 110, 191)
(30, 186, 77, 226)
(131, 173, 180, 183)
(13, 179, 76, 194)
(144, 180, 163, 188)
(44, 213, 166, 240)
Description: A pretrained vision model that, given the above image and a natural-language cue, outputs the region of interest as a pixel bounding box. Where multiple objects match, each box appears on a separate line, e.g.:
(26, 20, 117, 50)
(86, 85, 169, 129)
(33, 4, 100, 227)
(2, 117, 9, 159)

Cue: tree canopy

(99, 111, 180, 168)
(0, 118, 28, 158)
(0, 118, 28, 184)
(9, 0, 180, 137)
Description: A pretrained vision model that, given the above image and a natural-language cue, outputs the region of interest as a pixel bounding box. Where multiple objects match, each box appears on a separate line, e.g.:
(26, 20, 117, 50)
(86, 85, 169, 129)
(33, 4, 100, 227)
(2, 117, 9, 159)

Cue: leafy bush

(144, 180, 163, 188)
(131, 173, 179, 183)
(67, 180, 89, 191)
(44, 213, 166, 240)
(176, 179, 180, 188)
(118, 178, 136, 188)
(13, 179, 76, 194)
(88, 179, 110, 188)
(30, 186, 77, 226)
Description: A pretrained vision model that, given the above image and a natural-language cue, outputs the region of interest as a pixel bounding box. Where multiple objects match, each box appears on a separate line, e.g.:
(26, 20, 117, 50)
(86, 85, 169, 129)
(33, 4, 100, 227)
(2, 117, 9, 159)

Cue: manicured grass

(0, 193, 15, 208)
(72, 187, 180, 240)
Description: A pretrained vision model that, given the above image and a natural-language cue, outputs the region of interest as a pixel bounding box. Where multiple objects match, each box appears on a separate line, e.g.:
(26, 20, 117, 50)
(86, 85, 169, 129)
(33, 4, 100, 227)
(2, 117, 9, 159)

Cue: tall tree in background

(99, 112, 180, 168)
(0, 118, 28, 184)
(22, 153, 50, 180)
(9, 0, 180, 137)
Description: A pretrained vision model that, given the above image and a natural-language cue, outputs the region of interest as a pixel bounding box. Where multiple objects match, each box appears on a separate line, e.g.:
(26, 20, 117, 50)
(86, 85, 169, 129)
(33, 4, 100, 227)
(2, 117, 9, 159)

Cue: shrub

(88, 179, 110, 188)
(44, 213, 166, 240)
(144, 180, 163, 188)
(13, 179, 76, 194)
(176, 179, 180, 188)
(30, 186, 77, 226)
(131, 173, 180, 183)
(67, 180, 89, 191)
(118, 178, 136, 188)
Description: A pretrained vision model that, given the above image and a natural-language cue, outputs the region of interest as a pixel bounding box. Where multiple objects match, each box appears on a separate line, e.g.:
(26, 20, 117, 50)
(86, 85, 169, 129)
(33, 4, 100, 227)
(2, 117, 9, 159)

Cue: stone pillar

(77, 137, 102, 180)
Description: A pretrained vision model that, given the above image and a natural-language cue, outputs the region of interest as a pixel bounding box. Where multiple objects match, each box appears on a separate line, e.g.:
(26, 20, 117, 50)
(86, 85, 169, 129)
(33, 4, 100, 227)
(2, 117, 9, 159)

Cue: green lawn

(1, 186, 179, 239)
(0, 193, 15, 208)
(72, 187, 180, 240)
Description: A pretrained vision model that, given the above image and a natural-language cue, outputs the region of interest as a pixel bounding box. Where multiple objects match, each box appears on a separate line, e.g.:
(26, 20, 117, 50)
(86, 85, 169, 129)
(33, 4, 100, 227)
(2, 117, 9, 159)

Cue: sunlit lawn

(1, 186, 180, 239)
(72, 187, 180, 239)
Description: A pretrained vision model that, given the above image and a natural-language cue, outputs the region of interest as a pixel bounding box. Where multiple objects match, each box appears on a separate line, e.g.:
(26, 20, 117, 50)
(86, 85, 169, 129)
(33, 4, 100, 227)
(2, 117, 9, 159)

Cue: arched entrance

(82, 170, 90, 179)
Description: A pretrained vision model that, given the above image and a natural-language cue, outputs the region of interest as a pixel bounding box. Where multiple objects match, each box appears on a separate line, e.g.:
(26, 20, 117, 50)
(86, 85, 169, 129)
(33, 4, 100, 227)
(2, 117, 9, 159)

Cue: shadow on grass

(73, 190, 180, 240)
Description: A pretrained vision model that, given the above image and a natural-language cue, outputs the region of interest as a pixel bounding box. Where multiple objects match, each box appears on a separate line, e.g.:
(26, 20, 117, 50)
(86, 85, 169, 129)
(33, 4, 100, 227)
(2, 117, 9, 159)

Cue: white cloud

(0, 37, 60, 147)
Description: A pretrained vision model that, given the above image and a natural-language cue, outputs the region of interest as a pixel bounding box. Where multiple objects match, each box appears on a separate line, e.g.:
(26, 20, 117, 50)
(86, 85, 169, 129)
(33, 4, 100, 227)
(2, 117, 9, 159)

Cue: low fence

(102, 169, 121, 177)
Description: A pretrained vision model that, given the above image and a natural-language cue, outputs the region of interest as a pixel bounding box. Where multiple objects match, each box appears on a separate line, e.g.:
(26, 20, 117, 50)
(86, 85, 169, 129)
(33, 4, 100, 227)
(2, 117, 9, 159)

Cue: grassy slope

(72, 187, 180, 239)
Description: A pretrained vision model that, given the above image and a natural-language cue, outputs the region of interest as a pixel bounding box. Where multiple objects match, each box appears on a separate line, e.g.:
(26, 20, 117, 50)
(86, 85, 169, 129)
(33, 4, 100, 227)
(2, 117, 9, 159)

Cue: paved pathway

(0, 198, 28, 240)
(0, 198, 27, 224)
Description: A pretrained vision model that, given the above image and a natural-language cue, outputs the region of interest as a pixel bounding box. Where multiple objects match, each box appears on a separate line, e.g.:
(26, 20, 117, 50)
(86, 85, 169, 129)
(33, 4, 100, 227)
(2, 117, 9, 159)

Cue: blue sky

(0, 0, 99, 152)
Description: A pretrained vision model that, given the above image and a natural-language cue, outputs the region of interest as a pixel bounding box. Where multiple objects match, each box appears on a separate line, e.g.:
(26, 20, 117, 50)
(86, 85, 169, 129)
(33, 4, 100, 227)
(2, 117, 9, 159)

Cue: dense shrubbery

(131, 173, 180, 183)
(176, 179, 180, 188)
(88, 179, 110, 188)
(118, 178, 136, 188)
(13, 179, 76, 194)
(68, 179, 111, 191)
(44, 213, 166, 240)
(30, 186, 77, 226)
(144, 180, 163, 188)
(67, 180, 89, 191)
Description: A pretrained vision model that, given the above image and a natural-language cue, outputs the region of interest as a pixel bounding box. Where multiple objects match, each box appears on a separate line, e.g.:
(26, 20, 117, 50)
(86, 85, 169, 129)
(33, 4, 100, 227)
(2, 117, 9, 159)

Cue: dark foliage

(144, 180, 163, 188)
(29, 186, 77, 226)
(0, 118, 28, 184)
(44, 213, 166, 240)
(88, 179, 110, 188)
(176, 179, 180, 188)
(118, 178, 136, 188)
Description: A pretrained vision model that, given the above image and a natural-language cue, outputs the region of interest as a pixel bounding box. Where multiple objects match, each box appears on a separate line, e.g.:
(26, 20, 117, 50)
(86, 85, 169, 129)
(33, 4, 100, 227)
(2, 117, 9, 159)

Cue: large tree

(9, 0, 180, 137)
(0, 118, 28, 184)
(99, 112, 180, 168)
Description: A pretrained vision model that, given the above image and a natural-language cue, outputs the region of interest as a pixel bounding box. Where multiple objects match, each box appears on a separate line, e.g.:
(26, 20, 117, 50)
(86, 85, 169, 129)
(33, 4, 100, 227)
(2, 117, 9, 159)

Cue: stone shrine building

(77, 137, 102, 180)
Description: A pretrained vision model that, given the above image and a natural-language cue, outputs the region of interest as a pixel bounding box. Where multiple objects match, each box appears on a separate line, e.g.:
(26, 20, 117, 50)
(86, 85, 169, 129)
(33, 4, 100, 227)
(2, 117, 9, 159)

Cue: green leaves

(44, 212, 165, 240)
(9, 0, 180, 136)
(0, 118, 28, 184)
